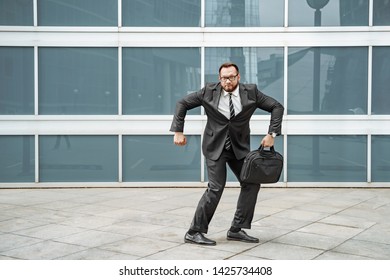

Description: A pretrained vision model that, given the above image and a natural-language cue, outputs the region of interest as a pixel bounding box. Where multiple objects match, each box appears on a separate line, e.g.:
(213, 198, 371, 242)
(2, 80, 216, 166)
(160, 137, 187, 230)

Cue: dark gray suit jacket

(170, 83, 284, 161)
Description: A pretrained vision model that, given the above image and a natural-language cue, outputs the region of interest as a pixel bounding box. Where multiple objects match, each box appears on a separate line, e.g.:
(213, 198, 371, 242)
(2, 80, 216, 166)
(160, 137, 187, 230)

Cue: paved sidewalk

(0, 187, 389, 260)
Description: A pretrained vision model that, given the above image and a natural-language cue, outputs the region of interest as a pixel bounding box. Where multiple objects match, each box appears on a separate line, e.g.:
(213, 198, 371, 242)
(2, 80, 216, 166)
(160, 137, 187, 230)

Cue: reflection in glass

(122, 0, 200, 27)
(288, 47, 368, 115)
(288, 136, 367, 182)
(38, 0, 117, 26)
(373, 0, 390, 26)
(206, 0, 284, 27)
(372, 136, 390, 182)
(289, 0, 368, 26)
(0, 136, 34, 182)
(205, 47, 284, 114)
(0, 0, 33, 26)
(0, 47, 34, 115)
(123, 135, 201, 181)
(39, 135, 118, 182)
(372, 47, 390, 114)
(122, 48, 201, 115)
(39, 48, 118, 115)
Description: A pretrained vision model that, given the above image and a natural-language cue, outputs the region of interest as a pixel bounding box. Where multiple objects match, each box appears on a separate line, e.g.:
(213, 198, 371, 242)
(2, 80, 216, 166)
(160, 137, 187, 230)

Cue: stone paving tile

(297, 222, 366, 239)
(142, 244, 235, 260)
(99, 236, 180, 258)
(332, 239, 390, 259)
(242, 241, 324, 260)
(14, 224, 87, 240)
(59, 214, 120, 230)
(97, 220, 165, 238)
(273, 231, 345, 250)
(2, 240, 87, 260)
(53, 230, 129, 247)
(0, 233, 42, 252)
(0, 218, 46, 233)
(314, 251, 374, 260)
(57, 248, 139, 260)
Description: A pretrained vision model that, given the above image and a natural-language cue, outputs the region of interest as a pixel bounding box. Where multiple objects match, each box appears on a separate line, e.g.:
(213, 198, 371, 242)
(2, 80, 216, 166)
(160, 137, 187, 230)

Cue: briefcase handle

(258, 145, 276, 157)
(258, 145, 275, 153)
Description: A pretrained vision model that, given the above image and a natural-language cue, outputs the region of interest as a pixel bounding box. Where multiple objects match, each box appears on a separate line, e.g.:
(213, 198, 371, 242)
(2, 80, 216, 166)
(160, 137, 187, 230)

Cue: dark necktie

(225, 93, 235, 150)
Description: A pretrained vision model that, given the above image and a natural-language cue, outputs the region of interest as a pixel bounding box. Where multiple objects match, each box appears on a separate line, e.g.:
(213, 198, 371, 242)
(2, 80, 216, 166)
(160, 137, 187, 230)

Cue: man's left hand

(261, 134, 275, 147)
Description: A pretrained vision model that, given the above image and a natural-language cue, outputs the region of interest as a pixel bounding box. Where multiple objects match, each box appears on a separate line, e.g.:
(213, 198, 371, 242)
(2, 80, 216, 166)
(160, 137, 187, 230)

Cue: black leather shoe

(184, 232, 216, 246)
(227, 230, 259, 243)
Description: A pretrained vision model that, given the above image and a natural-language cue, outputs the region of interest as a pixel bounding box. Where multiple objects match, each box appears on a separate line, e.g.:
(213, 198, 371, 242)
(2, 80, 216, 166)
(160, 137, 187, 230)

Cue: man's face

(219, 66, 240, 92)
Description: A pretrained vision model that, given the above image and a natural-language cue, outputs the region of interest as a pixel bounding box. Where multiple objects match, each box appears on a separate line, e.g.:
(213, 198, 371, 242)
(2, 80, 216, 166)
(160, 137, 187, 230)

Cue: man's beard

(222, 83, 238, 92)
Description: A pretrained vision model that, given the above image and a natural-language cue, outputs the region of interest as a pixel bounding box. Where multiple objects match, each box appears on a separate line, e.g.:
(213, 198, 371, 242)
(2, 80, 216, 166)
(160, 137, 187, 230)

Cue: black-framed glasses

(219, 75, 238, 82)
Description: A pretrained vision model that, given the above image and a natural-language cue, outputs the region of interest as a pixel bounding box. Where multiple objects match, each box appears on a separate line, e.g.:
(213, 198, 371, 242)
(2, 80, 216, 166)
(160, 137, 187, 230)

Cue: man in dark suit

(170, 62, 284, 246)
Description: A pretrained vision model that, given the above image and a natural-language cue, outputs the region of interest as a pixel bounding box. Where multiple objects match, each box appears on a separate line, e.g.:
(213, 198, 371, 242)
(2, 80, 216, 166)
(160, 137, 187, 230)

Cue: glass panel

(39, 135, 118, 182)
(372, 136, 390, 182)
(288, 47, 368, 115)
(122, 48, 201, 115)
(289, 0, 368, 26)
(123, 135, 201, 182)
(0, 47, 34, 115)
(38, 0, 117, 26)
(205, 0, 284, 27)
(122, 0, 200, 27)
(288, 136, 367, 182)
(373, 0, 390, 26)
(372, 47, 390, 114)
(39, 48, 118, 115)
(206, 135, 284, 182)
(205, 47, 284, 114)
(0, 0, 33, 26)
(0, 136, 35, 182)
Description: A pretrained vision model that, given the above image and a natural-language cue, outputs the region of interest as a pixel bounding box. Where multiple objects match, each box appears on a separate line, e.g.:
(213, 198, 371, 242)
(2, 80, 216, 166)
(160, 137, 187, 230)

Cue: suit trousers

(190, 148, 261, 233)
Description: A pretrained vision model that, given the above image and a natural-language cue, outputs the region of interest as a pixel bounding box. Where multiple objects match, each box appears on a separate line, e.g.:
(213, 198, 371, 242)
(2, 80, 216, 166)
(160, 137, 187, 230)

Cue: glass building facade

(0, 0, 389, 187)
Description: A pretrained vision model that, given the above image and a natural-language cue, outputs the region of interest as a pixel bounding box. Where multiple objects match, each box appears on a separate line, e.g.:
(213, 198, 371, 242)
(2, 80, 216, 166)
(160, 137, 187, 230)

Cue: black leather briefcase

(240, 145, 283, 184)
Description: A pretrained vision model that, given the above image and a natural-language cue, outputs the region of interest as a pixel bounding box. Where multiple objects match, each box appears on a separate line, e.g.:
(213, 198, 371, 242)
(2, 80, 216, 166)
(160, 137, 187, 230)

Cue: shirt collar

(223, 85, 239, 97)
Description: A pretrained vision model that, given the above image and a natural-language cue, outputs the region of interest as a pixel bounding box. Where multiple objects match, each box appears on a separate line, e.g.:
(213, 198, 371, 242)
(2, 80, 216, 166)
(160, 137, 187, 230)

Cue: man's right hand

(174, 132, 187, 146)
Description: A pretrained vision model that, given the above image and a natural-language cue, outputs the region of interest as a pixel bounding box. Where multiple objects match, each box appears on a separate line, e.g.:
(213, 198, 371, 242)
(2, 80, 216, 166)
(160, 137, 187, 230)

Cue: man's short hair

(219, 62, 240, 74)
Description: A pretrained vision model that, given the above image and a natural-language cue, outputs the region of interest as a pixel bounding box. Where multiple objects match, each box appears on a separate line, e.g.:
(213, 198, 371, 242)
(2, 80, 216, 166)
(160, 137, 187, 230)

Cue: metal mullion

(200, 46, 205, 182)
(33, 0, 38, 26)
(118, 46, 122, 115)
(118, 134, 122, 183)
(35, 134, 39, 183)
(118, 0, 122, 27)
(284, 0, 289, 27)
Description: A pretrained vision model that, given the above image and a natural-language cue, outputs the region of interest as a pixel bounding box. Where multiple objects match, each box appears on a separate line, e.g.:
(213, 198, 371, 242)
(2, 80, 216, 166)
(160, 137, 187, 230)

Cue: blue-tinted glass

(122, 48, 201, 115)
(39, 136, 118, 182)
(39, 48, 118, 115)
(122, 0, 200, 27)
(0, 136, 34, 182)
(206, 0, 284, 27)
(205, 47, 284, 115)
(288, 47, 368, 115)
(38, 0, 117, 26)
(0, 47, 34, 115)
(374, 0, 390, 26)
(288, 136, 367, 182)
(372, 47, 390, 114)
(123, 135, 201, 181)
(0, 0, 33, 26)
(289, 0, 368, 26)
(206, 135, 284, 182)
(372, 136, 390, 182)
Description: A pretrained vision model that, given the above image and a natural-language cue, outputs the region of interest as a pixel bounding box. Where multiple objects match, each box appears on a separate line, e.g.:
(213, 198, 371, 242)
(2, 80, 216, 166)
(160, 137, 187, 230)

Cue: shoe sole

(227, 236, 259, 243)
(184, 238, 216, 246)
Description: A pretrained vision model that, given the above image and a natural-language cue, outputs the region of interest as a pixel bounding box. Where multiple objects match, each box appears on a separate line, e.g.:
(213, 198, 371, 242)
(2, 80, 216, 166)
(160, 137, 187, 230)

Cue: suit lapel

(239, 84, 248, 108)
(212, 84, 222, 110)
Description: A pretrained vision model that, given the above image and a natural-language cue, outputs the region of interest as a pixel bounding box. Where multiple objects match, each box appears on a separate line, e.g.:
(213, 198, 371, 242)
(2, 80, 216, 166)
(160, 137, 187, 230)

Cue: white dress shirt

(217, 85, 242, 119)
